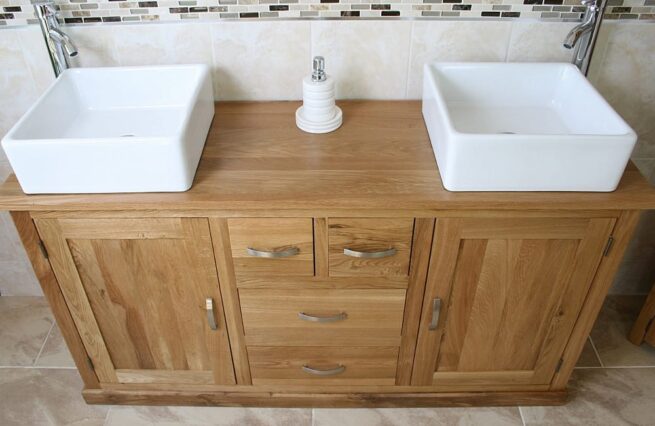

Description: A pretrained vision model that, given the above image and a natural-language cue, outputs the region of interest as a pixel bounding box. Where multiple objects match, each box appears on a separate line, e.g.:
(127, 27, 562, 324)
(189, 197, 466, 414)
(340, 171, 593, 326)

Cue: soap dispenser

(296, 56, 343, 134)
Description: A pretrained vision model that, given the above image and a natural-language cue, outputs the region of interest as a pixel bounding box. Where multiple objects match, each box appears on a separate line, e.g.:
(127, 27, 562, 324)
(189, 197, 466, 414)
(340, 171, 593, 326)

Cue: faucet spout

(34, 0, 79, 77)
(48, 28, 78, 57)
(563, 13, 595, 49)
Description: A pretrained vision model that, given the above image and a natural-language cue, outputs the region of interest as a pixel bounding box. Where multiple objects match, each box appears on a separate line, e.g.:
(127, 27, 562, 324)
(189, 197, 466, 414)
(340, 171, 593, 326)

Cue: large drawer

(239, 289, 406, 346)
(227, 218, 314, 278)
(248, 346, 399, 385)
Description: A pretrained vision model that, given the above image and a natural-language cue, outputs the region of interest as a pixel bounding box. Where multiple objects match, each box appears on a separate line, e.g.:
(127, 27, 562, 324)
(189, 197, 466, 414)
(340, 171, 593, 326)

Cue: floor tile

(575, 337, 602, 368)
(313, 407, 523, 426)
(0, 368, 109, 426)
(521, 367, 655, 425)
(591, 295, 655, 367)
(35, 322, 76, 368)
(105, 406, 312, 426)
(0, 296, 53, 366)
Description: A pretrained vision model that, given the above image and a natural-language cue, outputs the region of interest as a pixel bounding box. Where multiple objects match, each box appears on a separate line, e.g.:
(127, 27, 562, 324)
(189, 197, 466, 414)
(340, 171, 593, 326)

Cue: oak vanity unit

(2, 101, 655, 408)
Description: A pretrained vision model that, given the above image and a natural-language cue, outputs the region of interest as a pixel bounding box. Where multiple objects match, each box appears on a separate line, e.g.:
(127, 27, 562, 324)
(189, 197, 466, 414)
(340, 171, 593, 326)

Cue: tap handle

(312, 56, 327, 82)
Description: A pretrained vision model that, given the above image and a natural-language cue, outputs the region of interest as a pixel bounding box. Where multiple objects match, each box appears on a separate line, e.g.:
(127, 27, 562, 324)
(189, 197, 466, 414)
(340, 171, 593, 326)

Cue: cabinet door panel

(412, 217, 615, 387)
(36, 218, 236, 385)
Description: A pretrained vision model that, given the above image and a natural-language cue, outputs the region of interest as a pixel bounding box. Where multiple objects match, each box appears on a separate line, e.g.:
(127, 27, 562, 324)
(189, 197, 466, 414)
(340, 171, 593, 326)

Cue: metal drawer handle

(246, 247, 300, 258)
(429, 297, 442, 331)
(298, 312, 348, 323)
(302, 365, 346, 376)
(206, 298, 218, 331)
(343, 247, 397, 259)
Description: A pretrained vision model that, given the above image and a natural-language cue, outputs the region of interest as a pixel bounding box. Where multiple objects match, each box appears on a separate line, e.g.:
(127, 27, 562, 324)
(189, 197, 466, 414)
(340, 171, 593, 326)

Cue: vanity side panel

(551, 210, 641, 390)
(209, 218, 252, 385)
(10, 211, 100, 389)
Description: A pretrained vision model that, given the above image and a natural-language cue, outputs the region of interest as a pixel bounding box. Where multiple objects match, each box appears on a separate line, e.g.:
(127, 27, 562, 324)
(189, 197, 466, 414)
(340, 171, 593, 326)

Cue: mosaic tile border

(0, 0, 654, 26)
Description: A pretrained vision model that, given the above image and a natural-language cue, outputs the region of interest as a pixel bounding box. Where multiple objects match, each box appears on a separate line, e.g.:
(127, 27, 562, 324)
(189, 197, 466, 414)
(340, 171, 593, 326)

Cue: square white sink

(2, 64, 214, 194)
(422, 62, 637, 192)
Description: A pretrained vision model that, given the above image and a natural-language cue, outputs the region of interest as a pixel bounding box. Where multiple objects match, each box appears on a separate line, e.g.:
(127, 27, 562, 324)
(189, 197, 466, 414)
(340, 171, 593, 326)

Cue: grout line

(504, 20, 514, 62)
(518, 406, 527, 426)
(588, 335, 605, 368)
(403, 20, 415, 100)
(103, 407, 113, 426)
(572, 365, 655, 369)
(0, 365, 77, 369)
(32, 320, 55, 367)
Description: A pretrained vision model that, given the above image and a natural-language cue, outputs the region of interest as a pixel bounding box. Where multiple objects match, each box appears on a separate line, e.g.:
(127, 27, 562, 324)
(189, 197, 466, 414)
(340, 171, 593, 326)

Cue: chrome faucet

(34, 0, 78, 77)
(563, 0, 606, 75)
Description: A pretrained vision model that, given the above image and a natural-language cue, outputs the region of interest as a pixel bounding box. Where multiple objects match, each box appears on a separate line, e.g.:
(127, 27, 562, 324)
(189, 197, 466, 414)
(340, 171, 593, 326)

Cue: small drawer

(239, 289, 406, 346)
(249, 346, 399, 385)
(329, 218, 414, 277)
(228, 218, 314, 277)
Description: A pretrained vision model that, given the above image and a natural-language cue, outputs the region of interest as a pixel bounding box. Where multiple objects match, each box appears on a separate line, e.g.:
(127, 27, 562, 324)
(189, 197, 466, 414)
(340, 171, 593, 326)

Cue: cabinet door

(36, 218, 235, 386)
(411, 217, 615, 388)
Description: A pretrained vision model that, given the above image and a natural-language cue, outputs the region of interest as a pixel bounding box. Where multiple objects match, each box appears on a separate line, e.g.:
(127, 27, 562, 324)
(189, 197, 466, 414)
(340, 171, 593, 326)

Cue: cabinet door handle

(302, 365, 346, 376)
(298, 311, 348, 323)
(343, 247, 397, 259)
(246, 247, 300, 258)
(206, 298, 218, 331)
(429, 298, 442, 331)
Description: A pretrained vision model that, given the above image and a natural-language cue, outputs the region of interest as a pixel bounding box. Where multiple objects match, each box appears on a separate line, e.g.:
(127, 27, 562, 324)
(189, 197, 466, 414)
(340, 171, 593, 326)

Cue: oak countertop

(1, 101, 654, 213)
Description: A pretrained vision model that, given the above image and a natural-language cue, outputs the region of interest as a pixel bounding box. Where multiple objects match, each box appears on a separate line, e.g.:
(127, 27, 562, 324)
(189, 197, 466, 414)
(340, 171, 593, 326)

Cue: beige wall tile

(590, 22, 655, 160)
(312, 21, 412, 100)
(111, 23, 213, 68)
(0, 212, 41, 296)
(506, 21, 577, 63)
(0, 297, 52, 366)
(591, 295, 655, 366)
(17, 26, 56, 93)
(0, 368, 109, 426)
(211, 21, 310, 101)
(67, 25, 121, 68)
(35, 323, 76, 368)
(521, 368, 655, 425)
(576, 337, 602, 368)
(406, 21, 512, 99)
(314, 407, 522, 426)
(610, 211, 655, 295)
(0, 28, 42, 139)
(106, 406, 311, 425)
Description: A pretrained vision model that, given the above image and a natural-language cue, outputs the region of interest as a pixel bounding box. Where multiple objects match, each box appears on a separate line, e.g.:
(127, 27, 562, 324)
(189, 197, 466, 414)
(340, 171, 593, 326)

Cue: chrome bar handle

(298, 312, 348, 323)
(246, 247, 300, 258)
(206, 298, 218, 331)
(429, 298, 442, 331)
(302, 365, 346, 376)
(343, 247, 397, 259)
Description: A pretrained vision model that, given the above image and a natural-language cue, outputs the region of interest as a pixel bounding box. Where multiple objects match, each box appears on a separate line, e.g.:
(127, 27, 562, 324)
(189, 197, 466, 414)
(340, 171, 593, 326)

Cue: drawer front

(240, 289, 406, 346)
(228, 218, 314, 277)
(249, 346, 399, 385)
(329, 218, 414, 277)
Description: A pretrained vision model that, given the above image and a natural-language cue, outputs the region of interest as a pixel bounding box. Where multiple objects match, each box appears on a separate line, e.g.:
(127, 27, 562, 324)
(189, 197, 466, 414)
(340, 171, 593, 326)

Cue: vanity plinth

(1, 101, 654, 408)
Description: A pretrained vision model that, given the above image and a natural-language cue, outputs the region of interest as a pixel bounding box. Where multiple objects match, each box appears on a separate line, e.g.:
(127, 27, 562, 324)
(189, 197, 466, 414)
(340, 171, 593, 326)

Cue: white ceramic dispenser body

(296, 57, 342, 134)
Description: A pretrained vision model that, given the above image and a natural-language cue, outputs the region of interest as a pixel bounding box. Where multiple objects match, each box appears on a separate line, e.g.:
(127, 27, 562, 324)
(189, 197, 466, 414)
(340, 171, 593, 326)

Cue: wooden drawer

(228, 218, 314, 277)
(249, 346, 399, 385)
(329, 218, 414, 277)
(240, 289, 406, 346)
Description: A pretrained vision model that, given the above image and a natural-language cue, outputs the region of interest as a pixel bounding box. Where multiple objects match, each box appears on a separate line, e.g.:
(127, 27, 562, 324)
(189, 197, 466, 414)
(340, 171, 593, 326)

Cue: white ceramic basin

(1, 64, 214, 194)
(422, 62, 637, 192)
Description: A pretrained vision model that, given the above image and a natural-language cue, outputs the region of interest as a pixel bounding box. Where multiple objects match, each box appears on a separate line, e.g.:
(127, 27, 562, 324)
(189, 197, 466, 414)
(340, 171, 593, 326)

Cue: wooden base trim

(83, 388, 567, 408)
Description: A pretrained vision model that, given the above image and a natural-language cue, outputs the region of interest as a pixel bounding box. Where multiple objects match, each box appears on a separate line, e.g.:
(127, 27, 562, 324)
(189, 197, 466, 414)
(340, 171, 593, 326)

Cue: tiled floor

(1, 296, 655, 426)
